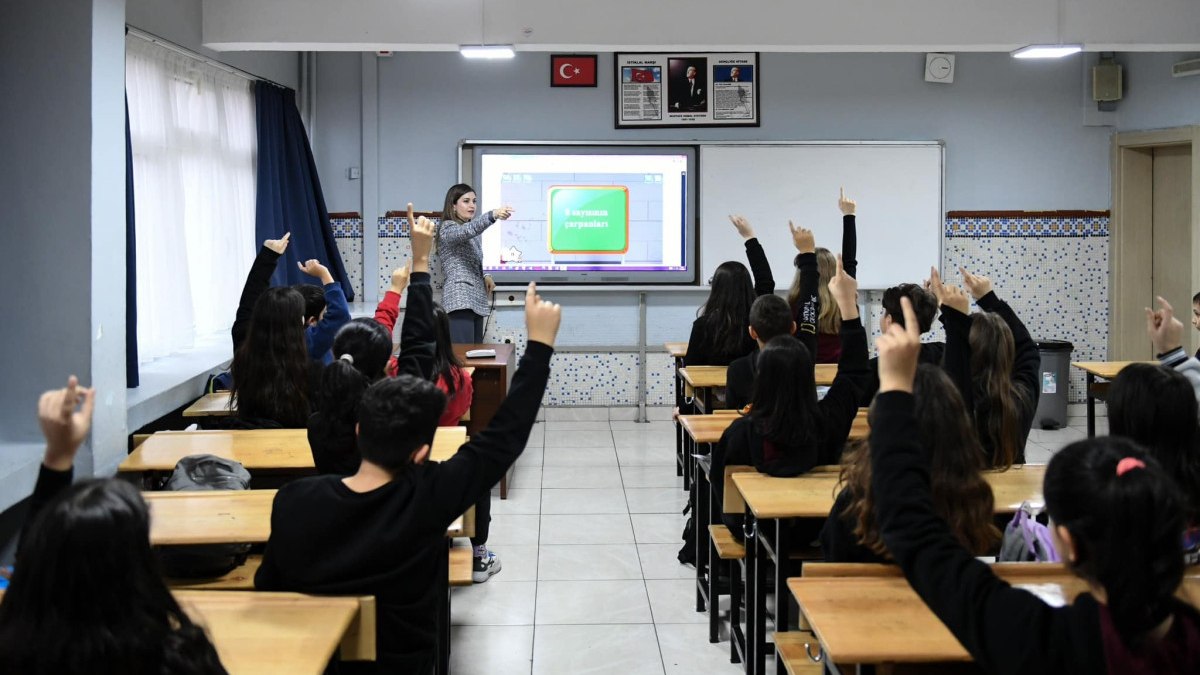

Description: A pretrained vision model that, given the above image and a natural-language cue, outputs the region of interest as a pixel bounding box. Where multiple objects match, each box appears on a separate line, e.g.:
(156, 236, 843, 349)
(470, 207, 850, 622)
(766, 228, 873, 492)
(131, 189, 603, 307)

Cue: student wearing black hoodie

(255, 284, 561, 674)
(869, 296, 1200, 674)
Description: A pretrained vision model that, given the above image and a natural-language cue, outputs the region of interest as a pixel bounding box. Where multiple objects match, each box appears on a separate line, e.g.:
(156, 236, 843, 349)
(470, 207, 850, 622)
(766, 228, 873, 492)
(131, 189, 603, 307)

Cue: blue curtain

(125, 96, 140, 388)
(253, 82, 353, 300)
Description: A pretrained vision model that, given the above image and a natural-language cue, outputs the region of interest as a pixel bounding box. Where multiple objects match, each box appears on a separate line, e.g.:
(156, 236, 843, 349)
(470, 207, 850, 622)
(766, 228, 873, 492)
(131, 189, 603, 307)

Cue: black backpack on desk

(156, 454, 253, 578)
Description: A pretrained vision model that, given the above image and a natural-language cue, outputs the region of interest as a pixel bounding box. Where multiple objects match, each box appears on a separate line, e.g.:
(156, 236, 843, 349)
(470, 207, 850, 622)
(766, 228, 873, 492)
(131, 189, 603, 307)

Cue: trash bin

(1034, 340, 1073, 430)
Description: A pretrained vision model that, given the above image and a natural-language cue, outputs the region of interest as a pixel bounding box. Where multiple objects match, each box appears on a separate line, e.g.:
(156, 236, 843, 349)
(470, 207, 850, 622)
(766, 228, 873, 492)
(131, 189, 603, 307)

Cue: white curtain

(126, 36, 257, 362)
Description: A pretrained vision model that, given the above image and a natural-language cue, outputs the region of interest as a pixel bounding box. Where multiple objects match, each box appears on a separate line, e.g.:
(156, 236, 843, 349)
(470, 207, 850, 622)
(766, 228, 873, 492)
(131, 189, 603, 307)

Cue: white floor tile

(485, 544, 540, 582)
(613, 429, 676, 451)
(516, 446, 544, 466)
(618, 446, 678, 466)
(542, 465, 624, 489)
(542, 488, 629, 515)
(645, 579, 707, 624)
(451, 580, 537, 625)
(545, 429, 616, 448)
(631, 514, 686, 544)
(535, 580, 653, 624)
(492, 489, 542, 515)
(532, 624, 664, 675)
(625, 487, 688, 514)
(636, 544, 696, 580)
(544, 407, 610, 421)
(656, 623, 745, 674)
(487, 514, 541, 545)
(450, 625, 534, 675)
(537, 544, 644, 581)
(545, 420, 614, 431)
(542, 447, 619, 466)
(621, 465, 683, 488)
(510, 466, 543, 489)
(540, 514, 635, 545)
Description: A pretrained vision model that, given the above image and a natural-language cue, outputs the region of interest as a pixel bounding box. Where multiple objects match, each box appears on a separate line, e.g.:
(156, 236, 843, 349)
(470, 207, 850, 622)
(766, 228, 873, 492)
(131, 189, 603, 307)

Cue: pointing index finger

(900, 297, 920, 339)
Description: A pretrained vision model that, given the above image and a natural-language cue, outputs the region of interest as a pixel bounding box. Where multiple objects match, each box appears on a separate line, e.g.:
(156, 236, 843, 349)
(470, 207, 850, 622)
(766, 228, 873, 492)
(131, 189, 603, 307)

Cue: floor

(448, 408, 1104, 675)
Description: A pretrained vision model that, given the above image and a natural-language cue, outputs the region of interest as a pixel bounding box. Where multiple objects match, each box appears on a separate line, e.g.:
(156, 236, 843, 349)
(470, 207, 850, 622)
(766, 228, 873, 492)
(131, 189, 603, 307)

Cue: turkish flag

(551, 55, 596, 87)
(630, 68, 655, 83)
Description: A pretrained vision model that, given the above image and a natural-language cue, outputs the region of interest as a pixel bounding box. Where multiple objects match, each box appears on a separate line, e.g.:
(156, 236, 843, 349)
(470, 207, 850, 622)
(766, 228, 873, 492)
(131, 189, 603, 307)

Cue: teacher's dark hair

(442, 183, 475, 223)
(0, 480, 226, 674)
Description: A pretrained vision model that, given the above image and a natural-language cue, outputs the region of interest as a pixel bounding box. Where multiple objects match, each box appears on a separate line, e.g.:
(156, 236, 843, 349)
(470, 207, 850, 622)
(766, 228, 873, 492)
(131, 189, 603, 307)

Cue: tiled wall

(331, 213, 1109, 406)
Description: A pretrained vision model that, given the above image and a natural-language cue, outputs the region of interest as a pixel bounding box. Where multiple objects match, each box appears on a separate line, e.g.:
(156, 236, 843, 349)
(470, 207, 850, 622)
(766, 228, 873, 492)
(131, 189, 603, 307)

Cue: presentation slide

(477, 153, 689, 280)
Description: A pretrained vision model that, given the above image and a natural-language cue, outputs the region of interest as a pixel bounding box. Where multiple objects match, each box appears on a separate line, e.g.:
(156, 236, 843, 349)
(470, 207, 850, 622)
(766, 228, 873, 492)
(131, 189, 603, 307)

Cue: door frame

(1110, 126, 1200, 359)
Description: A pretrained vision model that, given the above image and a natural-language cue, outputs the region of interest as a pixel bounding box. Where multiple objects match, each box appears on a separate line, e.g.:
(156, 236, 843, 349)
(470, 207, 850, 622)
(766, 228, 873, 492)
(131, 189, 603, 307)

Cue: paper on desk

(1013, 583, 1067, 608)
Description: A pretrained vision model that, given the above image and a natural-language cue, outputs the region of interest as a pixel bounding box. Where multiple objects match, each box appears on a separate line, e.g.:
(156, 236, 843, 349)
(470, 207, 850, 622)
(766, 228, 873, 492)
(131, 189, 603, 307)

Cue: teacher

(436, 183, 514, 343)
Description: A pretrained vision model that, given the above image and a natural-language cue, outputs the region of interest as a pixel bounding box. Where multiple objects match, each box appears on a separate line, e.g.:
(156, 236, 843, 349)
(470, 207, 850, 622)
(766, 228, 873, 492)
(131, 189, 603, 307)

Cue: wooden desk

(176, 590, 366, 675)
(1071, 361, 1152, 438)
(183, 392, 234, 417)
(120, 426, 468, 473)
(734, 465, 1046, 675)
(454, 343, 516, 498)
(813, 363, 837, 387)
(788, 574, 1200, 669)
(680, 410, 869, 447)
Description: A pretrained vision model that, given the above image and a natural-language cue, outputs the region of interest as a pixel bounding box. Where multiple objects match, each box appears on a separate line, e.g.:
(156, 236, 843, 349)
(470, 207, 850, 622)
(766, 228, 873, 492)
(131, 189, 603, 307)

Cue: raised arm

(790, 222, 819, 359)
(729, 215, 775, 296)
(426, 285, 560, 525)
(298, 258, 350, 360)
(931, 267, 975, 409)
(869, 299, 1091, 674)
(435, 206, 511, 245)
(232, 233, 288, 351)
(394, 214, 438, 381)
(19, 377, 95, 549)
(818, 256, 869, 461)
(373, 266, 409, 337)
(1146, 296, 1200, 408)
(838, 188, 858, 279)
(964, 268, 1038, 404)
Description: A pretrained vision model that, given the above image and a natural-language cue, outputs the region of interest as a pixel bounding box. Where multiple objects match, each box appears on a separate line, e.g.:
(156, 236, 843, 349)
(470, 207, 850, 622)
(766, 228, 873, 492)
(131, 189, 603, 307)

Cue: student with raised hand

(725, 294, 796, 412)
(857, 283, 943, 406)
(821, 364, 999, 563)
(0, 378, 226, 675)
(228, 282, 316, 428)
(789, 188, 857, 363)
(1145, 296, 1200, 405)
(869, 297, 1200, 674)
(309, 214, 438, 476)
(256, 283, 561, 674)
(683, 214, 774, 366)
(931, 266, 1039, 468)
(712, 251, 870, 539)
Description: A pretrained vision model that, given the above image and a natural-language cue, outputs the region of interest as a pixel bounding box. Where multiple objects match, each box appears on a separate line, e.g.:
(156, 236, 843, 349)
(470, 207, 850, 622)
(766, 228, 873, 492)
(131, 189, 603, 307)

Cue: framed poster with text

(614, 52, 759, 129)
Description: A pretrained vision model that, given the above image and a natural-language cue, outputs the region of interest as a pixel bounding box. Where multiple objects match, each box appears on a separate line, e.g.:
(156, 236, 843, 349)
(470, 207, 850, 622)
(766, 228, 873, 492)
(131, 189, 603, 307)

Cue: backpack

(998, 501, 1059, 563)
(157, 454, 254, 578)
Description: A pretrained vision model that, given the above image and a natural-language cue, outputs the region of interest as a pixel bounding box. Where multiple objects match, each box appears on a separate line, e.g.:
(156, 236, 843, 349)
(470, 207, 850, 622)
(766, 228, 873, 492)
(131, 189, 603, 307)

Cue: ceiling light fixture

(1013, 0, 1081, 59)
(461, 0, 514, 60)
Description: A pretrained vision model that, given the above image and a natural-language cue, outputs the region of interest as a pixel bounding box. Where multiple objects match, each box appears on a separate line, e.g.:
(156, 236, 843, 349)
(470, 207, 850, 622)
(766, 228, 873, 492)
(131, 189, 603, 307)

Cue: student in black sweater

(821, 364, 999, 563)
(932, 266, 1039, 467)
(725, 294, 796, 412)
(870, 297, 1200, 674)
(0, 377, 226, 675)
(788, 189, 857, 364)
(684, 215, 774, 367)
(857, 282, 944, 406)
(712, 234, 869, 538)
(255, 284, 561, 674)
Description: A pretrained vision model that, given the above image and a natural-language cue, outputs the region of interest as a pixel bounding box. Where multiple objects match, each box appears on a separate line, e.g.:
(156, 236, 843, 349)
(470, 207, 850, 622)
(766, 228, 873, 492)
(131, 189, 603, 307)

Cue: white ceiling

(202, 0, 1200, 53)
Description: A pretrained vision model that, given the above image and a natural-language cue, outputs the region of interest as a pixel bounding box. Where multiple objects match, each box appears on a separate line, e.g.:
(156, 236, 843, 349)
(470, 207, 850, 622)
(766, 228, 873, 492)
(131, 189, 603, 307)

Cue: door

(1151, 145, 1194, 356)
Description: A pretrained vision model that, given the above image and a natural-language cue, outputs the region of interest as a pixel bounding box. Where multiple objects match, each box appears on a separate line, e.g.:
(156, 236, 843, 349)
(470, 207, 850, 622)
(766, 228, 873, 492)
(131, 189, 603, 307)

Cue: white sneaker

(472, 547, 502, 583)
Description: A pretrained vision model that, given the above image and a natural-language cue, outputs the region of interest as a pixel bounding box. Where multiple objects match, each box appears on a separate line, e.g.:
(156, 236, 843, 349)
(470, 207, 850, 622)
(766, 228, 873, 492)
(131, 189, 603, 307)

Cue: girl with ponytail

(931, 266, 1038, 468)
(869, 296, 1200, 674)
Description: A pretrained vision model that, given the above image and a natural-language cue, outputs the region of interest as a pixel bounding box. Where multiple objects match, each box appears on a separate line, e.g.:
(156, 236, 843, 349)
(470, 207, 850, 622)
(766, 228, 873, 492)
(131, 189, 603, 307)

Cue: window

(125, 36, 256, 363)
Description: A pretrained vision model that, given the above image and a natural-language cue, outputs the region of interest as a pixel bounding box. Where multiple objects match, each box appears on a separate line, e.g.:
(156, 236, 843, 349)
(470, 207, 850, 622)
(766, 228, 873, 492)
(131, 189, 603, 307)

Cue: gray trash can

(1034, 340, 1073, 430)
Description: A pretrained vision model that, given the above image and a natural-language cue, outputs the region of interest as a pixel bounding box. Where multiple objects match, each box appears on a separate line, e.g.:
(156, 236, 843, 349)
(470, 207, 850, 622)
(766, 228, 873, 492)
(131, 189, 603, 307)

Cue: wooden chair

(709, 464, 755, 663)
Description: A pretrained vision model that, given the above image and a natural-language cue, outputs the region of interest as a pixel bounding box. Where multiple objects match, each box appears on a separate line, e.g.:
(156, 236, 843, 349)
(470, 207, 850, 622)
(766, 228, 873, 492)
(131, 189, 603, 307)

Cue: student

(231, 232, 350, 364)
(931, 266, 1039, 468)
(228, 284, 318, 428)
(821, 364, 999, 563)
(1146, 296, 1200, 405)
(857, 283, 942, 406)
(255, 284, 561, 674)
(0, 377, 226, 675)
(725, 294, 796, 411)
(789, 189, 857, 363)
(437, 187, 513, 343)
(869, 297, 1200, 674)
(684, 215, 774, 366)
(712, 234, 869, 538)
(309, 217, 437, 477)
(1193, 291, 1200, 360)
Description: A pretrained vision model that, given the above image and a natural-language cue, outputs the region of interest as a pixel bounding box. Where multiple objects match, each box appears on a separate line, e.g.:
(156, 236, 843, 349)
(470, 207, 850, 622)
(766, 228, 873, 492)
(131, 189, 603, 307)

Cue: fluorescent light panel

(1012, 44, 1082, 59)
(460, 44, 515, 59)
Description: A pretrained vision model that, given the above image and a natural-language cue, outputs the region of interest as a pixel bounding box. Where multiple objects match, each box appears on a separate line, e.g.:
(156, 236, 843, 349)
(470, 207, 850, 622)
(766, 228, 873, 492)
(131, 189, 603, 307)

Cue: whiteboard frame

(459, 139, 945, 291)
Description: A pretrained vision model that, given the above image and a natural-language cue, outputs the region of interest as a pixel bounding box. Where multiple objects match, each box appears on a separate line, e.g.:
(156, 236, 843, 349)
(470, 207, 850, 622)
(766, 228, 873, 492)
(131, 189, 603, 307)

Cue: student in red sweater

(870, 297, 1200, 674)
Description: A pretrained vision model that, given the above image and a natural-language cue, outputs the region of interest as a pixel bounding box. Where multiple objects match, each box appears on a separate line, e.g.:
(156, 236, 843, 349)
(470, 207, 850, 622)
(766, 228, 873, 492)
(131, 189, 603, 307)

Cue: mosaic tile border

(945, 216, 1109, 238)
(330, 217, 363, 239)
(378, 216, 445, 238)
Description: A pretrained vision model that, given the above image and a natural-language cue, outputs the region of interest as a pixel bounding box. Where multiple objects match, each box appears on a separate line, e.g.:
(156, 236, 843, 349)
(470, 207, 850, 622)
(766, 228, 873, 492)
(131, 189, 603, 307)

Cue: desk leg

(751, 512, 767, 675)
(774, 519, 792, 675)
(437, 540, 451, 675)
(674, 359, 684, 477)
(1086, 372, 1096, 438)
(742, 506, 756, 675)
(696, 465, 710, 615)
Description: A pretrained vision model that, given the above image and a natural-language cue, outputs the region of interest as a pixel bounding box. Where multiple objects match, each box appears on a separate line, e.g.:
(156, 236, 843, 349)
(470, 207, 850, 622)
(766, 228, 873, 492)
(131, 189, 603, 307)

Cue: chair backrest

(723, 465, 755, 514)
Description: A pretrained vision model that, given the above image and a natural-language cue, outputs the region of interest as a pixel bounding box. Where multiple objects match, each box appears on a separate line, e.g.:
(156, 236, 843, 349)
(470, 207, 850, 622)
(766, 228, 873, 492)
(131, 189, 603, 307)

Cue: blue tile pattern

(946, 216, 1109, 238)
(330, 217, 362, 239)
(377, 216, 444, 238)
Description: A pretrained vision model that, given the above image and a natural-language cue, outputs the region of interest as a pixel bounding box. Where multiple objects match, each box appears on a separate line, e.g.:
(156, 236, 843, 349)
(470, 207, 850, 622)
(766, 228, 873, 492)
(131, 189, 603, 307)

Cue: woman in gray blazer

(437, 183, 514, 343)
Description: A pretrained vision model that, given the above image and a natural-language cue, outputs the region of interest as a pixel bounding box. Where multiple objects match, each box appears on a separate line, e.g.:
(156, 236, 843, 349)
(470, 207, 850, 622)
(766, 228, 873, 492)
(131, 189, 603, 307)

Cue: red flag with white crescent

(551, 55, 596, 87)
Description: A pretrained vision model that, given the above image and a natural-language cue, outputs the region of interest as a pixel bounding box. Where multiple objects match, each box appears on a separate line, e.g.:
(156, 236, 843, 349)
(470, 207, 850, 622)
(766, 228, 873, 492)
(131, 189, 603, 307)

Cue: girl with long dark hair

(684, 215, 775, 366)
(821, 364, 1000, 562)
(229, 285, 314, 428)
(711, 238, 870, 538)
(0, 377, 226, 675)
(869, 299, 1200, 673)
(932, 266, 1039, 468)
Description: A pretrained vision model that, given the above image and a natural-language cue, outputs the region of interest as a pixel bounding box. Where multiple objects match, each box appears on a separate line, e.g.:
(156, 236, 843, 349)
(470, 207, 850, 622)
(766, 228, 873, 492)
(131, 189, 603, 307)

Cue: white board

(699, 143, 943, 289)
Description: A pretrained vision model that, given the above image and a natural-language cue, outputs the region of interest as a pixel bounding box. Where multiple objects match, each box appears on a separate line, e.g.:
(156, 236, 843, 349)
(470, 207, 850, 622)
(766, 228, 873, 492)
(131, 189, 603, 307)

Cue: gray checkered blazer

(435, 211, 496, 316)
